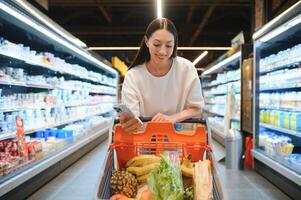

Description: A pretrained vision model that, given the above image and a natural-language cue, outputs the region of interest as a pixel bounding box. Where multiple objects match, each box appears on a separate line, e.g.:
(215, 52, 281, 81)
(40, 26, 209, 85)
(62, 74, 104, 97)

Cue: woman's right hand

(120, 114, 143, 133)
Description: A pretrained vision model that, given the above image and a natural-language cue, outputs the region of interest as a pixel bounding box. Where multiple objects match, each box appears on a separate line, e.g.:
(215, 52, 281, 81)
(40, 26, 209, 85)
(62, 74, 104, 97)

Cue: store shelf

(259, 57, 301, 75)
(205, 92, 227, 96)
(202, 79, 240, 88)
(259, 106, 301, 112)
(202, 52, 241, 76)
(0, 52, 116, 87)
(204, 102, 225, 106)
(0, 122, 110, 197)
(0, 2, 118, 198)
(0, 79, 54, 89)
(210, 125, 225, 139)
(260, 84, 301, 92)
(204, 108, 224, 117)
(253, 2, 301, 197)
(0, 79, 27, 87)
(0, 101, 114, 113)
(204, 108, 240, 121)
(260, 123, 301, 137)
(207, 119, 226, 146)
(0, 78, 116, 95)
(252, 149, 301, 186)
(0, 109, 113, 141)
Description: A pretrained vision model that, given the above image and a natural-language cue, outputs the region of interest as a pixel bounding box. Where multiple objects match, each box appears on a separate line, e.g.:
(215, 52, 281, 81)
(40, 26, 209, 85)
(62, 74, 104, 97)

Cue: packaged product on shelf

(280, 111, 291, 129)
(289, 112, 301, 131)
(56, 129, 73, 144)
(285, 154, 301, 168)
(32, 140, 44, 160)
(259, 131, 295, 158)
(0, 155, 19, 176)
(274, 110, 281, 127)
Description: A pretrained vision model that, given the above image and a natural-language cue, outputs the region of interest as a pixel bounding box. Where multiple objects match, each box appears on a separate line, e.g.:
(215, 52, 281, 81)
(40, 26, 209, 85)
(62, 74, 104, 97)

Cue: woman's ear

(144, 36, 149, 48)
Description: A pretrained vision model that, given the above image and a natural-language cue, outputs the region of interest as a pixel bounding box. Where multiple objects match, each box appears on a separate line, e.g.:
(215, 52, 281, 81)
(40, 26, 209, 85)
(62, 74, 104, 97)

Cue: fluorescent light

(178, 47, 231, 50)
(88, 46, 231, 51)
(0, 2, 116, 74)
(15, 0, 87, 48)
(202, 51, 241, 76)
(157, 0, 162, 18)
(88, 47, 140, 50)
(193, 51, 208, 65)
(259, 14, 301, 42)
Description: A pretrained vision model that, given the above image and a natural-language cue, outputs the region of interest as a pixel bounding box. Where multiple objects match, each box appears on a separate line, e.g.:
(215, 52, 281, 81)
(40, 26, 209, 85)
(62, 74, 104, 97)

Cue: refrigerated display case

(0, 1, 118, 199)
(201, 44, 252, 146)
(252, 1, 301, 199)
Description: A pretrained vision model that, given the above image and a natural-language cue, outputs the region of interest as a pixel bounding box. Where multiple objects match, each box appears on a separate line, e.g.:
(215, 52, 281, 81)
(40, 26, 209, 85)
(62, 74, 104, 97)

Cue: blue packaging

(44, 130, 49, 141)
(35, 131, 44, 138)
(56, 129, 66, 138)
(174, 123, 183, 131)
(65, 130, 74, 143)
(65, 130, 73, 137)
(48, 129, 57, 137)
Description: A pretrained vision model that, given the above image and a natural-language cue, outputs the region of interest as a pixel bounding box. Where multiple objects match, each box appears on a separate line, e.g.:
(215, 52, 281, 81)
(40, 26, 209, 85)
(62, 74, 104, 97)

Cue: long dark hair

(129, 18, 178, 69)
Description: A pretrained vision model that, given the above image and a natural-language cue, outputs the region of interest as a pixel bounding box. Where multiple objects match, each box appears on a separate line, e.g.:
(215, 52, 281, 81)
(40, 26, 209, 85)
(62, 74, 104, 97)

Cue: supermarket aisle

(27, 140, 108, 200)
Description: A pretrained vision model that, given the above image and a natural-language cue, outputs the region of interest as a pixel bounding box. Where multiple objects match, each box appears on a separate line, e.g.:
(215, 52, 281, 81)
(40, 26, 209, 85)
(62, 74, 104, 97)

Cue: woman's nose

(158, 46, 167, 55)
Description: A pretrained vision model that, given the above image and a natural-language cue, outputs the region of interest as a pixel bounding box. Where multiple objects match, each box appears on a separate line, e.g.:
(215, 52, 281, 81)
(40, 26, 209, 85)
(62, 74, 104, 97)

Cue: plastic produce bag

(147, 151, 184, 200)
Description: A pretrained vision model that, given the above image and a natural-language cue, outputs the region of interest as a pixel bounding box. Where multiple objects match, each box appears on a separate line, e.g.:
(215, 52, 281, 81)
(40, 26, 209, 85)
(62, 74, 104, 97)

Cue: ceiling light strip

(157, 0, 162, 18)
(193, 51, 208, 65)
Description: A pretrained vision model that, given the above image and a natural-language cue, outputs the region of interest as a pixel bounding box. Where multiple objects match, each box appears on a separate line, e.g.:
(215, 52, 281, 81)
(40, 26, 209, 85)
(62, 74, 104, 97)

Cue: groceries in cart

(109, 151, 213, 200)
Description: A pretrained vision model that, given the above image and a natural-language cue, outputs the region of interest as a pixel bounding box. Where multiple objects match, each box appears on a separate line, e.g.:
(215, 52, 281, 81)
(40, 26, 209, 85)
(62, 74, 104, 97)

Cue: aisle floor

(210, 138, 292, 200)
(27, 140, 109, 200)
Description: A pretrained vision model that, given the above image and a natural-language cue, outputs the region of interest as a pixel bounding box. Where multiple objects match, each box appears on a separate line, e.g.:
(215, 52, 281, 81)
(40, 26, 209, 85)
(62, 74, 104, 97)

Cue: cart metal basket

(96, 118, 223, 200)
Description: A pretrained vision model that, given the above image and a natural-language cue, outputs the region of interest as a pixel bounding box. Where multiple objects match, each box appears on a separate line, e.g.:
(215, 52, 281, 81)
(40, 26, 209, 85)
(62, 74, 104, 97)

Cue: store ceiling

(46, 0, 253, 69)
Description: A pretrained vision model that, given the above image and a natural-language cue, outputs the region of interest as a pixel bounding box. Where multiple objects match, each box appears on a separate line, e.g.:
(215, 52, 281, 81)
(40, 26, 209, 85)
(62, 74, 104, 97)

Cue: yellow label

(112, 56, 128, 77)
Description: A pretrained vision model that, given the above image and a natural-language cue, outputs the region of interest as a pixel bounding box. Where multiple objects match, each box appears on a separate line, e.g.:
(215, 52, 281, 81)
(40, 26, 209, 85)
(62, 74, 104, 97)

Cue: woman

(121, 18, 204, 133)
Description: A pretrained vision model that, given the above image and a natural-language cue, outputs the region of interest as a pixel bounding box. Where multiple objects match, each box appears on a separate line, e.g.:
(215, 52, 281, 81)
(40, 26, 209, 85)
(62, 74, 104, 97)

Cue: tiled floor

(27, 138, 292, 200)
(210, 139, 292, 200)
(27, 140, 109, 200)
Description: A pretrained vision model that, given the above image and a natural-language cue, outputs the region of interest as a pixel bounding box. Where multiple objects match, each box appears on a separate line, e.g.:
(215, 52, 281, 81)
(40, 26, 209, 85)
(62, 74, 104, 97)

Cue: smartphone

(113, 103, 135, 118)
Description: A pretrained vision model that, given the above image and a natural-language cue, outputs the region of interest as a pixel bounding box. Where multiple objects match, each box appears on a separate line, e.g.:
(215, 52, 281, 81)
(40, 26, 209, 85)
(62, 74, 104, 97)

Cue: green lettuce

(147, 151, 184, 200)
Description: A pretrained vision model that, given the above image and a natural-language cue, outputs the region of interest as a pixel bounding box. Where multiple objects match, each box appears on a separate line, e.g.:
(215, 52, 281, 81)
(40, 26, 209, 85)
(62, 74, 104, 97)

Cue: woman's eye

(153, 44, 160, 47)
(166, 45, 172, 48)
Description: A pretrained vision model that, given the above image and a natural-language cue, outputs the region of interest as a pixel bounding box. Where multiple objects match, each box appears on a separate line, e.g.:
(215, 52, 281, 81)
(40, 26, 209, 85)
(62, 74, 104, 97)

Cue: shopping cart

(95, 117, 223, 200)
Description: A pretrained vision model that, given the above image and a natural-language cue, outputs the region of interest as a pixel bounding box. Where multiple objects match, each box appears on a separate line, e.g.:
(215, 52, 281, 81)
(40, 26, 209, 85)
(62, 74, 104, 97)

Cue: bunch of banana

(181, 155, 193, 177)
(126, 155, 161, 183)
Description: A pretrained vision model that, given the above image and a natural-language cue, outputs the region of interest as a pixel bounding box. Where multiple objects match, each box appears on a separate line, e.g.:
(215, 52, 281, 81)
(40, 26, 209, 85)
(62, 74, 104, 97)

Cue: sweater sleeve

(121, 71, 141, 116)
(184, 67, 205, 110)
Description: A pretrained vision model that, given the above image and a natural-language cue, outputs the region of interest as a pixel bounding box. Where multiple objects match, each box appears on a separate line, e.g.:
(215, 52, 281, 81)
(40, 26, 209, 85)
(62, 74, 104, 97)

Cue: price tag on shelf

(15, 116, 29, 161)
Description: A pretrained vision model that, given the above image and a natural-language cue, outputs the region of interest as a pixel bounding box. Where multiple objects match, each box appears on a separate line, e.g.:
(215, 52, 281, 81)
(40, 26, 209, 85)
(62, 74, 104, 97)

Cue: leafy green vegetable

(147, 151, 184, 200)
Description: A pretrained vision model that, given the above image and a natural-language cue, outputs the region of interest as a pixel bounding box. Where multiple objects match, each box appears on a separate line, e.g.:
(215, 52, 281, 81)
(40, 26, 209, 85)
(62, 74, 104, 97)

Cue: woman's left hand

(152, 112, 176, 123)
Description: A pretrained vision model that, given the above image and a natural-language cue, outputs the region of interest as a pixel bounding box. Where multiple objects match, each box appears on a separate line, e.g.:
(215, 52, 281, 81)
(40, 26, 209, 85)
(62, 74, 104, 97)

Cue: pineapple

(183, 186, 194, 200)
(110, 170, 138, 198)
